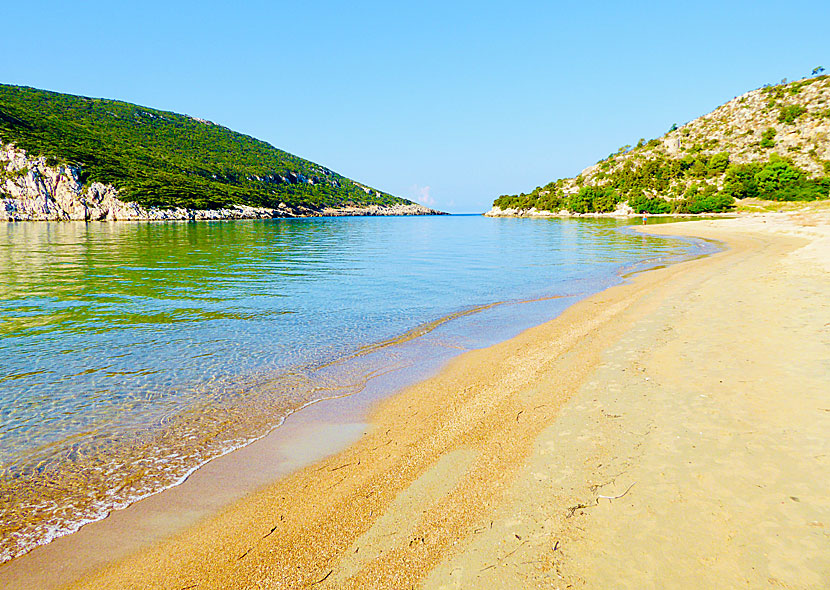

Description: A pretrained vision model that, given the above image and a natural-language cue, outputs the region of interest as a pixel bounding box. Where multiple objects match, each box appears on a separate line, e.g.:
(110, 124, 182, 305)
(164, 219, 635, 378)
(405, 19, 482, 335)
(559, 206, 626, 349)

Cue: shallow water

(0, 215, 706, 561)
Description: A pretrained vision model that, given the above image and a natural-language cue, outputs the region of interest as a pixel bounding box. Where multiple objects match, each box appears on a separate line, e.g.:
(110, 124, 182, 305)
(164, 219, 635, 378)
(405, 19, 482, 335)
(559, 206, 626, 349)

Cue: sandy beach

(6, 209, 829, 589)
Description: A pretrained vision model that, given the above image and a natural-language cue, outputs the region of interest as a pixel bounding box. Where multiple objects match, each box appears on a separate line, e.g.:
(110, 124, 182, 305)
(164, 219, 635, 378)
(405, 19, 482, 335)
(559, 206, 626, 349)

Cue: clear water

(0, 215, 707, 561)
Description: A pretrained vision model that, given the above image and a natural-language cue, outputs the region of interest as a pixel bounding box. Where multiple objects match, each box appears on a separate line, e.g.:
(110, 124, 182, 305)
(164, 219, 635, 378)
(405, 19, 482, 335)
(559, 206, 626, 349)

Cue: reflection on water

(0, 216, 706, 561)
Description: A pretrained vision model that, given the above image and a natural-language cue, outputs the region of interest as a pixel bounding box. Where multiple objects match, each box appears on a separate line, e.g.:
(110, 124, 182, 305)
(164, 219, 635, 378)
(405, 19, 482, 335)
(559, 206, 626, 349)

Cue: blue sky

(1, 1, 826, 212)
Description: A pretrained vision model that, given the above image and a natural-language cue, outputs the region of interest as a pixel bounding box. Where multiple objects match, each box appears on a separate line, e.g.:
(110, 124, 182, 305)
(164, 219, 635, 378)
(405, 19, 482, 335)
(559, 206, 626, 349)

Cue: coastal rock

(614, 201, 635, 216)
(485, 204, 636, 218)
(0, 144, 443, 221)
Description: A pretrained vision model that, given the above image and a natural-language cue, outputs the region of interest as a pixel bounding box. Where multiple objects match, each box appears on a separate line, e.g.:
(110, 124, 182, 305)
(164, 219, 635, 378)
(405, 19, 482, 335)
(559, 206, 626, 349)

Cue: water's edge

(0, 219, 718, 590)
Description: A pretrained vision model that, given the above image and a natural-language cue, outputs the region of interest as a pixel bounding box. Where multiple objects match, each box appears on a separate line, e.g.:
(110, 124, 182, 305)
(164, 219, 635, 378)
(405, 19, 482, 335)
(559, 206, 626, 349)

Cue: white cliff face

(1, 145, 87, 220)
(0, 143, 441, 221)
(0, 144, 197, 221)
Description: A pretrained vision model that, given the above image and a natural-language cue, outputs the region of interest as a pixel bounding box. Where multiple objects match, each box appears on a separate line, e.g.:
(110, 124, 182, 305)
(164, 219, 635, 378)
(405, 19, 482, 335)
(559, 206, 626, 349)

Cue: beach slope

(60, 210, 830, 589)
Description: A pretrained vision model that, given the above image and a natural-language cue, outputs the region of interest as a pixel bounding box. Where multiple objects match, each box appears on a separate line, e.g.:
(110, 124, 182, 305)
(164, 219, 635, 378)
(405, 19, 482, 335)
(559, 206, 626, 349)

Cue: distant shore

(3, 207, 828, 589)
(485, 200, 830, 220)
(0, 195, 444, 222)
(0, 143, 444, 222)
(484, 203, 752, 219)
(484, 204, 735, 219)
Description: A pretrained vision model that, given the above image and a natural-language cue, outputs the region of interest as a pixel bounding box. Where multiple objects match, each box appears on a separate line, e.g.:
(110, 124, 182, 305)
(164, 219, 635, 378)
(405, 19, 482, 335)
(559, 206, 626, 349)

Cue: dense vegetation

(495, 74, 830, 215)
(0, 84, 409, 210)
(494, 153, 830, 214)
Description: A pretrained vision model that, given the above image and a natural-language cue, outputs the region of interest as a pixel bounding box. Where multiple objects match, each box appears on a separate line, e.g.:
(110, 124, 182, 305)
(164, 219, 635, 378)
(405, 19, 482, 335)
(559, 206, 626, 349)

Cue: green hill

(0, 84, 410, 211)
(491, 75, 830, 215)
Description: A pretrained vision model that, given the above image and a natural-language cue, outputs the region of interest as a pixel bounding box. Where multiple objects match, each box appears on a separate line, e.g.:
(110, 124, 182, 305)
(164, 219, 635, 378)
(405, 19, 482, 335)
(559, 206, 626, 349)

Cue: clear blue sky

(1, 1, 826, 212)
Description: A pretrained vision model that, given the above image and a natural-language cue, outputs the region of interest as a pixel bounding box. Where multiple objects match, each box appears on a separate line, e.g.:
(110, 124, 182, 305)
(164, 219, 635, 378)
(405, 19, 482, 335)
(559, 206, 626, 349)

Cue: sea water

(0, 215, 708, 561)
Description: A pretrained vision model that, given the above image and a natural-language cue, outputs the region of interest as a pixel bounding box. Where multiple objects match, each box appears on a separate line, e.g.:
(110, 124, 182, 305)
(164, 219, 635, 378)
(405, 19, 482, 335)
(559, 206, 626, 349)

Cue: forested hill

(0, 84, 411, 211)
(491, 74, 830, 215)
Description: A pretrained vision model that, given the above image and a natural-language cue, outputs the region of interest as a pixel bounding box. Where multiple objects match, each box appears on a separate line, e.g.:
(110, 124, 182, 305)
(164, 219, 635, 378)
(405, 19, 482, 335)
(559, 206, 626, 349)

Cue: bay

(0, 215, 707, 561)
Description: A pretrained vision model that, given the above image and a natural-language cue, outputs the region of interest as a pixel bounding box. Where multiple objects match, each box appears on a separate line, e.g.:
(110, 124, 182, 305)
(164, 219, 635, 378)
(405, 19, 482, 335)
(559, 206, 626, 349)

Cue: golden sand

(14, 211, 830, 589)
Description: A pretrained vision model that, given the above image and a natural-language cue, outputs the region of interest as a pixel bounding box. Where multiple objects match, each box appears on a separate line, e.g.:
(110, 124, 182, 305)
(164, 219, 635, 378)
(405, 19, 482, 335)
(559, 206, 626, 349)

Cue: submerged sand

(9, 210, 830, 589)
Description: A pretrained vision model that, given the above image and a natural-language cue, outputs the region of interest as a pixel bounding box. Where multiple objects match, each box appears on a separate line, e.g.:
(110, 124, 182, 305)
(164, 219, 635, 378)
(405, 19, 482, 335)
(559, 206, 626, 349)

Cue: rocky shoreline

(0, 144, 442, 221)
(485, 204, 633, 218)
(483, 204, 737, 219)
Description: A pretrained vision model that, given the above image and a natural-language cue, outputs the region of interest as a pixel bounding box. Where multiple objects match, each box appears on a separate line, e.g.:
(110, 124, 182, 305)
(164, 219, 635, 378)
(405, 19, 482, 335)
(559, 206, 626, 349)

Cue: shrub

(755, 157, 803, 196)
(778, 104, 807, 124)
(590, 187, 621, 212)
(708, 152, 730, 174)
(763, 178, 830, 201)
(693, 193, 733, 213)
(722, 163, 761, 199)
(536, 193, 566, 212)
(679, 186, 734, 213)
(690, 157, 708, 177)
(679, 154, 695, 172)
(567, 189, 593, 213)
(628, 194, 672, 214)
(760, 128, 777, 149)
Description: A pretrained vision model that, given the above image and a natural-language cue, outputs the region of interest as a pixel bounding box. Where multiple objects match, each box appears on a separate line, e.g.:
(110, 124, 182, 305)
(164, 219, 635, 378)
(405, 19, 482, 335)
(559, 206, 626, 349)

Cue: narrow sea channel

(0, 215, 708, 562)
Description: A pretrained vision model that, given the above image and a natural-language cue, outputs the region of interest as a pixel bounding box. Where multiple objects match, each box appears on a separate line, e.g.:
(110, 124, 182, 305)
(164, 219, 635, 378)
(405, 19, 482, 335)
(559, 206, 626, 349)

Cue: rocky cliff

(0, 143, 440, 221)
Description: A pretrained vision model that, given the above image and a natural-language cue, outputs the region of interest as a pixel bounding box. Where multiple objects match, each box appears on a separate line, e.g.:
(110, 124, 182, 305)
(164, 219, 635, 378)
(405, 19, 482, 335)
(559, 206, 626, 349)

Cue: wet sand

(8, 210, 830, 589)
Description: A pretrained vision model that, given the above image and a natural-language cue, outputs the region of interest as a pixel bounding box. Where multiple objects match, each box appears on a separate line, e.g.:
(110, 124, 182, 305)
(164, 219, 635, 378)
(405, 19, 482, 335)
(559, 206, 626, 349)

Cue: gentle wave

(0, 296, 568, 562)
(0, 216, 704, 562)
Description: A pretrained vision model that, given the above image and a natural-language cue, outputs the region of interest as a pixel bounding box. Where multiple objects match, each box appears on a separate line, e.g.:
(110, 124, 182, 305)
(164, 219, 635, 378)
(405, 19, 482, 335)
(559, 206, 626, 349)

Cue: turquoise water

(0, 215, 706, 561)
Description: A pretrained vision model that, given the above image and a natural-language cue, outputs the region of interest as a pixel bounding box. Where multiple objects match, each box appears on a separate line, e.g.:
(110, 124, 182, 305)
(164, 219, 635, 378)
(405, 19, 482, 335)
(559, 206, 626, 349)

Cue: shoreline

(0, 201, 445, 222)
(0, 222, 693, 588)
(483, 205, 737, 219)
(0, 216, 694, 577)
(4, 209, 828, 588)
(484, 199, 830, 219)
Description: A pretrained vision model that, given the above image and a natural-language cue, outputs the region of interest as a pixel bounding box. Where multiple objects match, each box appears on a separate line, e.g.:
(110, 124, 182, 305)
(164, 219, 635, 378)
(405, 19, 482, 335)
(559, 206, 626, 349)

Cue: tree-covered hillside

(493, 74, 830, 215)
(0, 84, 410, 210)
